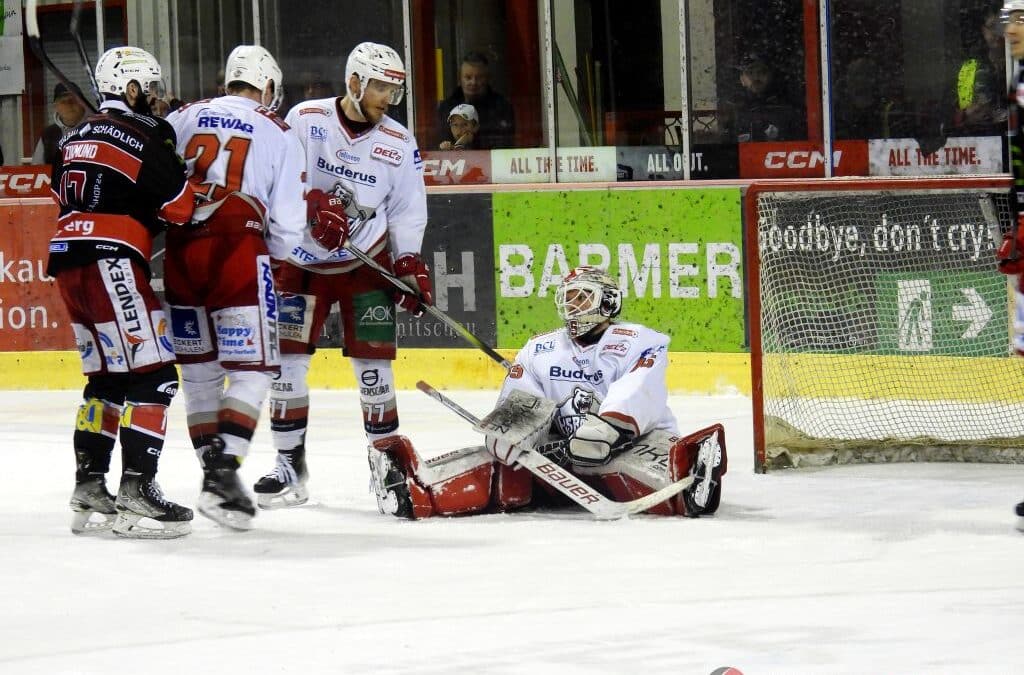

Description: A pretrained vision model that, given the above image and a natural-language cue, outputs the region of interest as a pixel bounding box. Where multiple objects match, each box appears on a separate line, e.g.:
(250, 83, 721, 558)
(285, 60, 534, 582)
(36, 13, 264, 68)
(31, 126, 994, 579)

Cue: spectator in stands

(835, 57, 892, 139)
(436, 51, 515, 149)
(32, 82, 88, 165)
(301, 71, 333, 100)
(951, 8, 1007, 137)
(733, 54, 804, 142)
(439, 103, 480, 150)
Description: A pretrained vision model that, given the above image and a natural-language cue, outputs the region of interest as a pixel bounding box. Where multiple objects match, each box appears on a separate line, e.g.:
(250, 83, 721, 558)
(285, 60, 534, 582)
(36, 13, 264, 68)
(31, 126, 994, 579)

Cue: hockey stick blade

(414, 381, 693, 519)
(345, 243, 511, 370)
(26, 0, 98, 114)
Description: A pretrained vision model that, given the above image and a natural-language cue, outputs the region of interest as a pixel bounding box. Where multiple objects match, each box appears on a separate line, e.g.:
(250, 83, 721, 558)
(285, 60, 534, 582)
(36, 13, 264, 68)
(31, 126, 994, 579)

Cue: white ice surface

(2, 389, 1023, 675)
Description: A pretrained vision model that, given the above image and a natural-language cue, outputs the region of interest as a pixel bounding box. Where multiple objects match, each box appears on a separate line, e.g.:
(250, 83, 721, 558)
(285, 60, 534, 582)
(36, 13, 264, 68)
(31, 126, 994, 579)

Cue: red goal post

(744, 176, 1024, 472)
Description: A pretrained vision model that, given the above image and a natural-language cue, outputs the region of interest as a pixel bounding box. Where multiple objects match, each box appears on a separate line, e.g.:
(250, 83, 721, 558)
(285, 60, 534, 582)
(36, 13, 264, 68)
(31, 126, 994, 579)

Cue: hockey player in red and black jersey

(997, 0, 1024, 532)
(48, 47, 197, 539)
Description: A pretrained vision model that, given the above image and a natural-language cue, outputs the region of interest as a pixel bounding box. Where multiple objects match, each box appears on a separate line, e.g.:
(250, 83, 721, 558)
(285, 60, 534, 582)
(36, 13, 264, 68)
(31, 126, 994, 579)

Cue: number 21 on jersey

(183, 133, 252, 201)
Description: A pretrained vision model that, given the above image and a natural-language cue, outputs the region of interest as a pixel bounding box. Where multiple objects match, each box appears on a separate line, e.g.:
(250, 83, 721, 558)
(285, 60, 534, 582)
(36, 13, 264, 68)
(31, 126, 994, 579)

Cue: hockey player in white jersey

(164, 45, 336, 529)
(367, 266, 727, 519)
(252, 41, 432, 508)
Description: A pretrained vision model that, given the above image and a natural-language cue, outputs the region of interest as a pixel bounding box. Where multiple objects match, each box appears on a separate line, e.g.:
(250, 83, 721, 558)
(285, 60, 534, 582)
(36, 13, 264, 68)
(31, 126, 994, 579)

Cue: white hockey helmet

(1002, 1, 1024, 22)
(555, 266, 623, 338)
(345, 41, 406, 105)
(225, 45, 284, 110)
(94, 46, 164, 99)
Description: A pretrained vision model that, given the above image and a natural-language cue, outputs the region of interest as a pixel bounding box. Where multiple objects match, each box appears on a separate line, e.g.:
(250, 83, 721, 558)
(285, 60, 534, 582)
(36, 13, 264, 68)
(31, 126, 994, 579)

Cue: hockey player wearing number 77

(368, 266, 727, 519)
(996, 0, 1024, 532)
(252, 42, 433, 508)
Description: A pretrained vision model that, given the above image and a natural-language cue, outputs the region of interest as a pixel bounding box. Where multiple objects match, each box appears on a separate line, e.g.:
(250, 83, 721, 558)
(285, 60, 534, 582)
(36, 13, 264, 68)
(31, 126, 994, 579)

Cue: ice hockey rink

(2, 388, 1023, 674)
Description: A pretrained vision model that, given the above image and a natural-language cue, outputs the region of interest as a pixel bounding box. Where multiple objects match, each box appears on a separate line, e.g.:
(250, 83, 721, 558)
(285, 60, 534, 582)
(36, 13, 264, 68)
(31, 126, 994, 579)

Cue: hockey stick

(69, 0, 102, 107)
(415, 380, 694, 520)
(342, 241, 512, 369)
(25, 0, 98, 114)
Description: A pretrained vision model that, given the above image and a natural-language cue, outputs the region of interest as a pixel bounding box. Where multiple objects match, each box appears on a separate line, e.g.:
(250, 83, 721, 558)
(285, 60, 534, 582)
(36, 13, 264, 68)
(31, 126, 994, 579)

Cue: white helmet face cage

(346, 42, 406, 105)
(555, 266, 623, 338)
(225, 45, 284, 110)
(95, 47, 163, 99)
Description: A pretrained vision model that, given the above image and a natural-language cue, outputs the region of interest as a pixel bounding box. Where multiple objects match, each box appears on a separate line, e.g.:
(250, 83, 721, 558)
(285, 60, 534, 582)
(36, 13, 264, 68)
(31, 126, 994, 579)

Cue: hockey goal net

(747, 176, 1024, 472)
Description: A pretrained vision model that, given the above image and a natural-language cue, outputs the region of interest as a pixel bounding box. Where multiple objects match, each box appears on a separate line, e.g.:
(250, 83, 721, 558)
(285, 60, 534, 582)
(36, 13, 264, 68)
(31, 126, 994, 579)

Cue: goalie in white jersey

(252, 41, 433, 509)
(164, 45, 313, 530)
(367, 266, 728, 519)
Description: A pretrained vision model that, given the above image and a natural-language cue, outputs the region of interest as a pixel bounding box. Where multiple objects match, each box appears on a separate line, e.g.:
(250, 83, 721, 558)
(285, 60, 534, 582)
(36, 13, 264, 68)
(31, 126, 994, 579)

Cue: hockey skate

(69, 475, 117, 535)
(198, 443, 256, 531)
(253, 447, 309, 509)
(113, 473, 193, 539)
(683, 428, 724, 517)
(1016, 500, 1024, 533)
(367, 444, 414, 519)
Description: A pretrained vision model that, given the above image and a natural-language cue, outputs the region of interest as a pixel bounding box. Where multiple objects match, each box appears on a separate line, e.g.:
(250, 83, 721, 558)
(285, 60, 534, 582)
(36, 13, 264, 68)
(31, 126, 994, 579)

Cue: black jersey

(46, 101, 194, 277)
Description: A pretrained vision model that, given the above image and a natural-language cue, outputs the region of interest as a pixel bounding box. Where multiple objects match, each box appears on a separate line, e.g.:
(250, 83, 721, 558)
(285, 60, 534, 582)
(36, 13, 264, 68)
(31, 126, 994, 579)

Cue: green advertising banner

(492, 188, 744, 351)
(875, 271, 1006, 357)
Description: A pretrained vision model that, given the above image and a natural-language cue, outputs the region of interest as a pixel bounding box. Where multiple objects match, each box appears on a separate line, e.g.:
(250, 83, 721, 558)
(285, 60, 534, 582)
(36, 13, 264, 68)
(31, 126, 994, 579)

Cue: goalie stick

(26, 0, 98, 114)
(342, 241, 512, 369)
(415, 380, 695, 520)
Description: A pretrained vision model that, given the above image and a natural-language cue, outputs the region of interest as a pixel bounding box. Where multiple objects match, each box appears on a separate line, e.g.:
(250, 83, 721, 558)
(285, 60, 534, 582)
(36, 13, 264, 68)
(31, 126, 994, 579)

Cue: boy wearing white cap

(439, 103, 479, 150)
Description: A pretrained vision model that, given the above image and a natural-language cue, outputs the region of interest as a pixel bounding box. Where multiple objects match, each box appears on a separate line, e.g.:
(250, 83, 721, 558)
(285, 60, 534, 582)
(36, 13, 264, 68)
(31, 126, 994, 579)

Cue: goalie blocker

(367, 423, 726, 519)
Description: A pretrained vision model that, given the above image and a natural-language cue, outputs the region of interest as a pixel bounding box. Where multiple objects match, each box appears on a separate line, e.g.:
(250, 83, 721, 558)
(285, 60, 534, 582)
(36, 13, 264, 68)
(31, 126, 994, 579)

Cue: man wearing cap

(733, 54, 804, 142)
(435, 51, 515, 149)
(439, 103, 480, 150)
(32, 82, 88, 165)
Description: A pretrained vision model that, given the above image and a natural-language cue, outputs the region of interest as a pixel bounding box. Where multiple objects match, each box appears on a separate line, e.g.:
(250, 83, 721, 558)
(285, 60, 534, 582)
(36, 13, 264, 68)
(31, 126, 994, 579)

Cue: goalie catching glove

(568, 414, 635, 466)
(306, 188, 350, 253)
(393, 253, 434, 317)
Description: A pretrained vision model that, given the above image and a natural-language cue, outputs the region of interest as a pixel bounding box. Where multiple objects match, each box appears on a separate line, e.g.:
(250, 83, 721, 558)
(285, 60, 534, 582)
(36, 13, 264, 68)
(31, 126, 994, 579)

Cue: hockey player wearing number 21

(369, 266, 727, 519)
(252, 42, 433, 508)
(163, 45, 309, 531)
(995, 0, 1024, 532)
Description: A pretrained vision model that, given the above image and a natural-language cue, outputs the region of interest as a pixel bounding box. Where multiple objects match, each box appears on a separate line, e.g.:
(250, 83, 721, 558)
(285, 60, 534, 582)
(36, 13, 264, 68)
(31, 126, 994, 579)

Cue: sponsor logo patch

(378, 125, 408, 142)
(371, 143, 403, 165)
(534, 340, 555, 354)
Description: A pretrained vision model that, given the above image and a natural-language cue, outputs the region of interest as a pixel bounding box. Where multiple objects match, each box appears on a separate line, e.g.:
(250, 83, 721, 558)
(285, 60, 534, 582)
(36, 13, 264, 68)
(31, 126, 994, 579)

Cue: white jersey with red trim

(166, 95, 306, 259)
(499, 322, 679, 438)
(283, 97, 428, 272)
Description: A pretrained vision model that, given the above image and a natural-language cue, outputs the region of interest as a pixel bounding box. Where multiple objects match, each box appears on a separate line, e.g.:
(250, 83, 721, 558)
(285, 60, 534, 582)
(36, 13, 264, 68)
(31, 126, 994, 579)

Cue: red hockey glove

(393, 253, 433, 317)
(306, 189, 350, 253)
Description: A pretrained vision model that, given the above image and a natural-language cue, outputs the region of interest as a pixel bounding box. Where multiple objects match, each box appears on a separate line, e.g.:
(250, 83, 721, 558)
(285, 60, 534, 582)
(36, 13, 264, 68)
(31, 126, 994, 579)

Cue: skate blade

(71, 510, 116, 535)
(256, 484, 309, 510)
(198, 492, 255, 531)
(112, 512, 192, 539)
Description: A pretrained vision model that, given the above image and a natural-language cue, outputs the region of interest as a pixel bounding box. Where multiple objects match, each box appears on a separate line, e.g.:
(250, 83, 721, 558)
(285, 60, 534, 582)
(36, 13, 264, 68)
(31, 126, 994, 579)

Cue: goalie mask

(225, 45, 284, 110)
(95, 47, 164, 100)
(555, 266, 622, 338)
(345, 42, 406, 105)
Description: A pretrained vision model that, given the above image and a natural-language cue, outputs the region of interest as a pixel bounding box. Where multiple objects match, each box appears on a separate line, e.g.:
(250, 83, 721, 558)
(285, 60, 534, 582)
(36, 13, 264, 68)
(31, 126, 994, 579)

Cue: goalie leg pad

(495, 463, 533, 510)
(670, 424, 727, 517)
(431, 463, 494, 515)
(369, 436, 434, 519)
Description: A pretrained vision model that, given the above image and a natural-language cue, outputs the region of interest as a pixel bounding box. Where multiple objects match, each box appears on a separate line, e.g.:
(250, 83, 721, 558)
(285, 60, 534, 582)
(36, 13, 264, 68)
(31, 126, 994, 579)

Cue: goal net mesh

(752, 181, 1024, 470)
